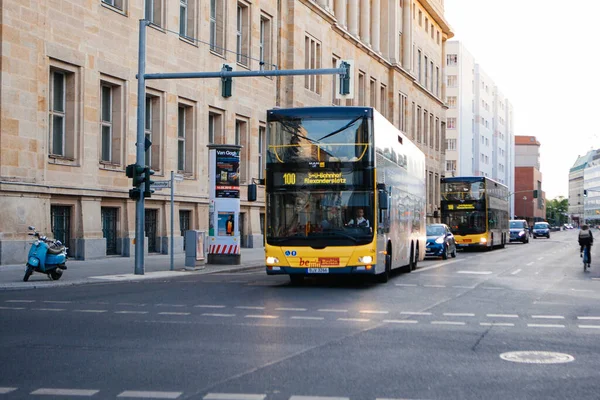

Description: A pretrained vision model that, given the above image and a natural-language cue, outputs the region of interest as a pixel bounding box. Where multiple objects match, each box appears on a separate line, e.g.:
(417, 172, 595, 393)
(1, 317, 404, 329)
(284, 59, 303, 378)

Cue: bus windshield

(443, 210, 487, 235)
(267, 116, 370, 164)
(266, 190, 374, 246)
(441, 180, 485, 201)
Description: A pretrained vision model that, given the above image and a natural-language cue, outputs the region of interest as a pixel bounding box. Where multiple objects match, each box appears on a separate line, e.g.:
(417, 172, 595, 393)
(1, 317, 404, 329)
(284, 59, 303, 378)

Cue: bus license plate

(308, 268, 329, 273)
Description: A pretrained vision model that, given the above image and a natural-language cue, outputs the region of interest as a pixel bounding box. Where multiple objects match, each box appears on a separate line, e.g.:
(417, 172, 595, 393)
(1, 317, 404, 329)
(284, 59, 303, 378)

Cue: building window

(380, 84, 387, 117)
(259, 14, 272, 70)
(418, 9, 422, 26)
(429, 113, 434, 148)
(416, 106, 422, 143)
(423, 109, 428, 146)
(446, 160, 456, 172)
(179, 0, 197, 39)
(437, 30, 440, 44)
(102, 0, 124, 11)
(425, 18, 429, 32)
(447, 75, 457, 87)
(99, 77, 124, 165)
(144, 93, 162, 170)
(258, 125, 266, 180)
(447, 54, 458, 66)
(446, 138, 456, 151)
(447, 117, 456, 129)
(411, 102, 416, 140)
(358, 71, 366, 105)
(447, 96, 457, 108)
(210, 0, 225, 55)
(424, 55, 428, 87)
(436, 66, 440, 96)
(208, 109, 223, 145)
(236, 2, 250, 66)
(235, 118, 249, 183)
(49, 63, 79, 160)
(399, 92, 407, 132)
(370, 78, 377, 108)
(177, 102, 195, 174)
(304, 35, 322, 93)
(417, 49, 422, 83)
(435, 117, 440, 151)
(430, 61, 434, 92)
(145, 0, 163, 27)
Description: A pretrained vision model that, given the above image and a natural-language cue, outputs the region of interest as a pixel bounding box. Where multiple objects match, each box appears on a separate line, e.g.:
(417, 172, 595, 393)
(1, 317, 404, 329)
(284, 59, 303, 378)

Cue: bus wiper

(317, 116, 362, 142)
(319, 231, 359, 243)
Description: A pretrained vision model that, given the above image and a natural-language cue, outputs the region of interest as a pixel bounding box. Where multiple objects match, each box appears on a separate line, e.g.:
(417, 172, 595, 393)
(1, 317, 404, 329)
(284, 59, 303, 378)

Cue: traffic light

(126, 164, 146, 200)
(339, 61, 351, 95)
(143, 167, 155, 198)
(584, 189, 588, 197)
(221, 64, 232, 98)
(533, 190, 538, 199)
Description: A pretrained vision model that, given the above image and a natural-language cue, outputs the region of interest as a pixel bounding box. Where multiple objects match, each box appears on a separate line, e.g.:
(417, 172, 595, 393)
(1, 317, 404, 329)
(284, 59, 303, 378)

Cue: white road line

(577, 316, 600, 320)
(486, 314, 519, 318)
(235, 306, 265, 310)
(413, 258, 462, 273)
(0, 388, 16, 394)
(537, 257, 544, 261)
(457, 271, 493, 275)
(423, 285, 446, 288)
(526, 262, 535, 266)
(245, 315, 278, 319)
(0, 306, 25, 310)
(578, 325, 600, 330)
(32, 308, 65, 312)
(532, 315, 565, 319)
(480, 322, 514, 327)
(194, 305, 226, 309)
(528, 324, 565, 328)
(158, 312, 191, 316)
(291, 316, 324, 320)
(275, 307, 307, 312)
(400, 311, 432, 316)
(5, 300, 34, 303)
(360, 310, 389, 314)
(42, 300, 71, 304)
(204, 394, 266, 400)
(443, 313, 475, 317)
(383, 320, 418, 324)
(31, 388, 99, 396)
(453, 286, 476, 289)
(395, 283, 417, 287)
(290, 396, 349, 400)
(431, 321, 466, 326)
(318, 309, 348, 313)
(118, 303, 146, 306)
(115, 311, 149, 314)
(338, 318, 370, 322)
(156, 304, 186, 308)
(74, 309, 107, 313)
(482, 287, 503, 290)
(511, 269, 522, 275)
(117, 391, 182, 399)
(571, 289, 594, 293)
(202, 313, 236, 317)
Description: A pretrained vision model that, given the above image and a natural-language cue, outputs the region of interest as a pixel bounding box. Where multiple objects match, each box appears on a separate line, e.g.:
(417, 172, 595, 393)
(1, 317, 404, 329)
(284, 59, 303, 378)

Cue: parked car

(426, 223, 457, 260)
(533, 222, 551, 239)
(509, 219, 529, 243)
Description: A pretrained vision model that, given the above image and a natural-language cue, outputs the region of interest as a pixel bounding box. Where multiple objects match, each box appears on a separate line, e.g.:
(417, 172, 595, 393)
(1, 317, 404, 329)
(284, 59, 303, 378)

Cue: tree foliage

(545, 196, 569, 225)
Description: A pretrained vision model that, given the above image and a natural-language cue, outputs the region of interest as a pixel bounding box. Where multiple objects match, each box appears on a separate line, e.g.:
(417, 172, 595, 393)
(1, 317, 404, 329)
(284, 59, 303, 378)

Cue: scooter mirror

(28, 226, 35, 231)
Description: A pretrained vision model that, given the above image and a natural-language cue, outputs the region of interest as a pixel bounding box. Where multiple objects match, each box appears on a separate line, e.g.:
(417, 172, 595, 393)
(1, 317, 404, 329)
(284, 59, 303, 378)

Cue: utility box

(184, 230, 206, 270)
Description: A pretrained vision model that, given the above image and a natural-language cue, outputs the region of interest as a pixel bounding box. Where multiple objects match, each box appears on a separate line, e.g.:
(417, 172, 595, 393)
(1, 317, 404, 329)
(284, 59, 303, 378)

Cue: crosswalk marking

(532, 315, 565, 319)
(443, 313, 475, 317)
(202, 313, 236, 317)
(115, 311, 149, 314)
(0, 388, 16, 394)
(577, 316, 600, 320)
(117, 390, 182, 399)
(32, 308, 65, 312)
(528, 324, 565, 328)
(158, 312, 191, 316)
(276, 307, 307, 312)
(578, 325, 600, 329)
(383, 319, 418, 324)
(318, 309, 348, 313)
(5, 300, 34, 303)
(486, 314, 518, 318)
(204, 394, 266, 400)
(289, 396, 349, 400)
(245, 315, 278, 319)
(74, 309, 108, 313)
(401, 311, 431, 316)
(431, 321, 466, 326)
(194, 305, 226, 309)
(31, 388, 99, 396)
(0, 306, 25, 310)
(291, 316, 324, 320)
(480, 322, 514, 327)
(338, 318, 370, 322)
(235, 306, 265, 310)
(360, 310, 389, 314)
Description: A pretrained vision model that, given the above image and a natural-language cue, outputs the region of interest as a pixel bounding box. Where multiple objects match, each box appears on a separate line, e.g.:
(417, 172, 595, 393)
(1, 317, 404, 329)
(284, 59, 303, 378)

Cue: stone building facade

(0, 0, 453, 264)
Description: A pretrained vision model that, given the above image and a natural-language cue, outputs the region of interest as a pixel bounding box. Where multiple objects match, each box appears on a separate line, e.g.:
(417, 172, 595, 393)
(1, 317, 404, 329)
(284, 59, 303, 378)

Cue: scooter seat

(47, 245, 65, 255)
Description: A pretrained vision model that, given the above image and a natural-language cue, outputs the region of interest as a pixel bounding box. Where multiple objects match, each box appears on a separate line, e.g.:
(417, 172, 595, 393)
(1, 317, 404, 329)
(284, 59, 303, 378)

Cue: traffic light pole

(134, 20, 148, 275)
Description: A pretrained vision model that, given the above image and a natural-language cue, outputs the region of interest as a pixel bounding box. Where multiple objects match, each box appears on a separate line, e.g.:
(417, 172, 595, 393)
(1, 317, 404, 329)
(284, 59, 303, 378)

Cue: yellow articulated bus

(264, 106, 426, 283)
(440, 176, 509, 249)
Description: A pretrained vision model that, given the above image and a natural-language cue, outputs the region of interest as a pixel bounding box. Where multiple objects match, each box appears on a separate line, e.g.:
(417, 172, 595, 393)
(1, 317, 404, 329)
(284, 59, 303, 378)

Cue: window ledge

(100, 2, 127, 17)
(179, 35, 198, 47)
(49, 155, 78, 166)
(99, 161, 123, 171)
(210, 49, 226, 59)
(148, 23, 166, 34)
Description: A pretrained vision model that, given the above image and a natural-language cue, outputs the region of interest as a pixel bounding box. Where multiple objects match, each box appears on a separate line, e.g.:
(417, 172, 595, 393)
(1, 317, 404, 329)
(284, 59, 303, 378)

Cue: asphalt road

(0, 230, 598, 400)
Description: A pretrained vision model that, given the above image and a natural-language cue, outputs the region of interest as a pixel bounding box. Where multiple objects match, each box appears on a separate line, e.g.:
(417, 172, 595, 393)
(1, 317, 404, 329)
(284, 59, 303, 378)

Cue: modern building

(583, 159, 600, 226)
(514, 136, 545, 225)
(444, 41, 515, 214)
(0, 0, 453, 265)
(568, 149, 600, 226)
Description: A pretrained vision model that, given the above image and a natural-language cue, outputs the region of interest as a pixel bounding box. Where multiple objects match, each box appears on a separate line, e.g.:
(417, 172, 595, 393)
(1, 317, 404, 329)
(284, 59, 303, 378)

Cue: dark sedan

(533, 222, 550, 239)
(426, 223, 457, 260)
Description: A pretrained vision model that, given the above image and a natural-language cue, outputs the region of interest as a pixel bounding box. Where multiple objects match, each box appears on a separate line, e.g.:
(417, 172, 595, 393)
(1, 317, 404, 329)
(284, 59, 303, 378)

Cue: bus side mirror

(378, 190, 388, 210)
(248, 183, 257, 202)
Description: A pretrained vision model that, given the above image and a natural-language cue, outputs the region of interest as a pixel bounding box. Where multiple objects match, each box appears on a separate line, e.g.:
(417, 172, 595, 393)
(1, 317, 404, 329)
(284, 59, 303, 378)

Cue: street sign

(151, 180, 171, 190)
(173, 173, 184, 182)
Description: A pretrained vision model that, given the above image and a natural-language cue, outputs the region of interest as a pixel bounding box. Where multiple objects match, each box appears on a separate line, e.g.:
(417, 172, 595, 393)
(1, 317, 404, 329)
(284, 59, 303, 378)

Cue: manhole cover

(500, 351, 574, 364)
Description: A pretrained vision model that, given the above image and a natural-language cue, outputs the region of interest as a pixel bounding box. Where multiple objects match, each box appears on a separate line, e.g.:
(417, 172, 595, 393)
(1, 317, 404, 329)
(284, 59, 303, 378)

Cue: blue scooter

(24, 226, 68, 282)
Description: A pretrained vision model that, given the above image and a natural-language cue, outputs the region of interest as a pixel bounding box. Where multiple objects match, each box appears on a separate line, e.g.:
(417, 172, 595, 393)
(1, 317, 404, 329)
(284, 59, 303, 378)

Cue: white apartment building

(444, 41, 514, 201)
(569, 149, 600, 225)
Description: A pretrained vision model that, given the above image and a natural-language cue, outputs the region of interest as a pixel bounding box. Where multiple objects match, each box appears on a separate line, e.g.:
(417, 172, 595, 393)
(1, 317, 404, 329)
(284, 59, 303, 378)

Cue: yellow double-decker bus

(440, 176, 509, 249)
(264, 106, 426, 283)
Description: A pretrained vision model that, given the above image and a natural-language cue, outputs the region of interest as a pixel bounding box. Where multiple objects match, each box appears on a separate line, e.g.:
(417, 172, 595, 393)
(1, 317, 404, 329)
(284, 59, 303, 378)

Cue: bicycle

(582, 245, 591, 272)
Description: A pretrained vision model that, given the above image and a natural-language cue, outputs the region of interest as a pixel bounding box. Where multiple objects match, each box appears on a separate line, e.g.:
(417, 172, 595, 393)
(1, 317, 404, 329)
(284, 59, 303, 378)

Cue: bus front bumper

(266, 266, 376, 275)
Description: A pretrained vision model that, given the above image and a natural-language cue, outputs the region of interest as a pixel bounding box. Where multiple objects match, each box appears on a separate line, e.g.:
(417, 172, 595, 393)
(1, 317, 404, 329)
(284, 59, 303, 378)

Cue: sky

(444, 0, 600, 199)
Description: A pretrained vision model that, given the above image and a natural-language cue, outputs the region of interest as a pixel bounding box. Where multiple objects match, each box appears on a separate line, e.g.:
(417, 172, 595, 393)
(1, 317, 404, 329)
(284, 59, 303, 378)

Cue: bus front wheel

(377, 254, 391, 283)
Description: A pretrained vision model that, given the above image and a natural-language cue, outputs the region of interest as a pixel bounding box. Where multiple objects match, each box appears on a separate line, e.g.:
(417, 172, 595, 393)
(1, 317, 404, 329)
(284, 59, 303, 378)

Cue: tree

(545, 196, 569, 225)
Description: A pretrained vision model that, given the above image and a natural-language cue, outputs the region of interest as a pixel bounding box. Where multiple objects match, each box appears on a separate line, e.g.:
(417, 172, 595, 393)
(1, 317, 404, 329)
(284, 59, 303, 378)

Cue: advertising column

(207, 144, 242, 264)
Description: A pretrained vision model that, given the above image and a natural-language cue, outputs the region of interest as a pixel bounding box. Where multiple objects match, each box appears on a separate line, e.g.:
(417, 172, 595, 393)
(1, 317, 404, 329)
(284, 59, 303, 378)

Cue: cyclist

(578, 224, 594, 264)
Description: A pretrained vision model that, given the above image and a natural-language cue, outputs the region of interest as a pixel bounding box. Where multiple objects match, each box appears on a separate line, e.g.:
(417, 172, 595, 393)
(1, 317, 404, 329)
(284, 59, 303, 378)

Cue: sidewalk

(0, 248, 266, 290)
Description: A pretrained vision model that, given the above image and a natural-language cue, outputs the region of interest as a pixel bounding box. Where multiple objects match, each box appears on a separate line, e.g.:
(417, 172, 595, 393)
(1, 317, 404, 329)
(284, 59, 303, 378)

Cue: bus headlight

(358, 256, 373, 264)
(480, 238, 487, 243)
(266, 257, 279, 265)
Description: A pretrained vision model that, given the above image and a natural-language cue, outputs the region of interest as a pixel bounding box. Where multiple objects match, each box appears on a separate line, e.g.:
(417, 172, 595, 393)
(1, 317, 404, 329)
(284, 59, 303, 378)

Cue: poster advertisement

(218, 212, 235, 236)
(196, 231, 206, 261)
(215, 149, 240, 198)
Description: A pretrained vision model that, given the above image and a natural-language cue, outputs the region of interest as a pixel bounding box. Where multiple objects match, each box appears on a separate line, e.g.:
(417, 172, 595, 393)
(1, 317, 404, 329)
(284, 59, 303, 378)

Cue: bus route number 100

(283, 173, 296, 185)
